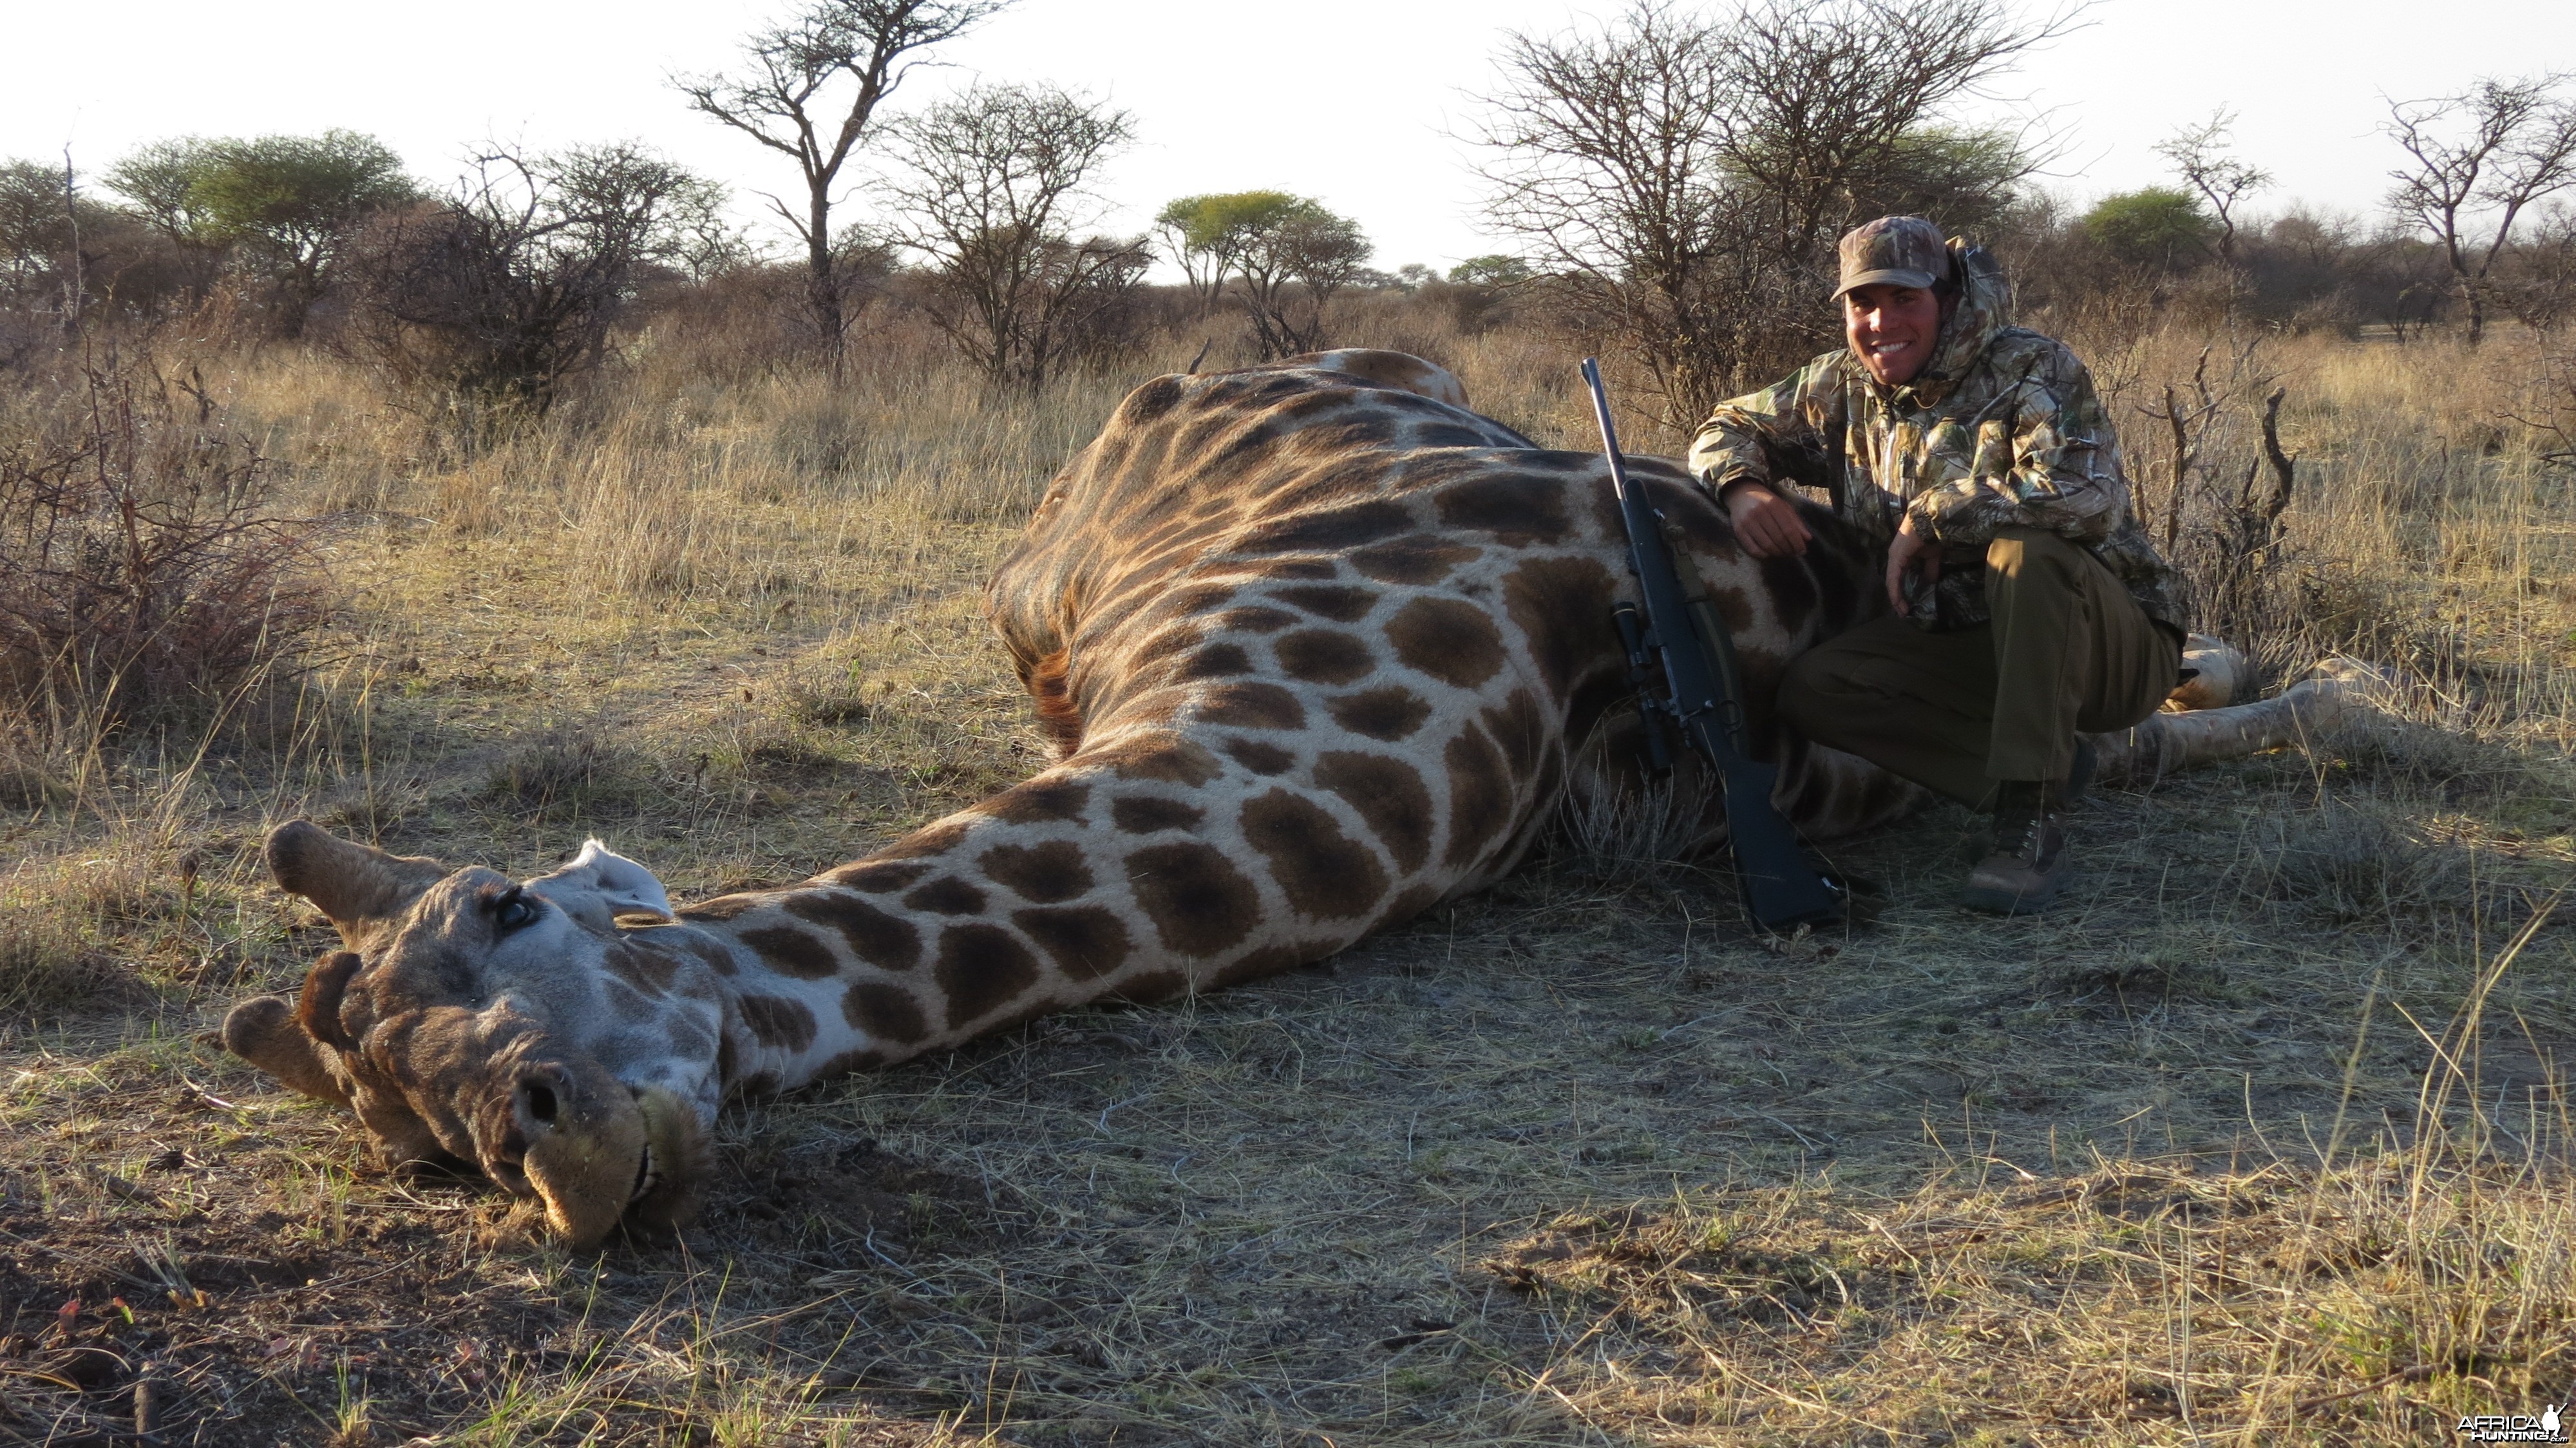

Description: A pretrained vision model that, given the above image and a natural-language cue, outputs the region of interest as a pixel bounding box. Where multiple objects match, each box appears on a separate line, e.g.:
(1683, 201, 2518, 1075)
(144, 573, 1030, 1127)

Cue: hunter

(1688, 214, 2184, 914)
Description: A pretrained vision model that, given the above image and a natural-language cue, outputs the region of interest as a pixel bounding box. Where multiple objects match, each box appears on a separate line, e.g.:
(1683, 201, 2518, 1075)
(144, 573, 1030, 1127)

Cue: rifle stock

(1578, 358, 1842, 931)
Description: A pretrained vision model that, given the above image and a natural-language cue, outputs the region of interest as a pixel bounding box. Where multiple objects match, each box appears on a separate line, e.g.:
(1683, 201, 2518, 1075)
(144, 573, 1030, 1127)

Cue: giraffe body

(221, 351, 2343, 1244)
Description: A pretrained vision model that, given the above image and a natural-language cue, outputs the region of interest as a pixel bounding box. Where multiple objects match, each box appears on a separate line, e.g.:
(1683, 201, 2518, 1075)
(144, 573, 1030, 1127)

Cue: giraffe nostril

(515, 1071, 565, 1131)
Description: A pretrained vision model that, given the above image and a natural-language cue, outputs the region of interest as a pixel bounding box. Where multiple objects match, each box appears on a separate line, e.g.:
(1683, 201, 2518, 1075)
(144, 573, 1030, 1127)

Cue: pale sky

(6, 0, 2570, 272)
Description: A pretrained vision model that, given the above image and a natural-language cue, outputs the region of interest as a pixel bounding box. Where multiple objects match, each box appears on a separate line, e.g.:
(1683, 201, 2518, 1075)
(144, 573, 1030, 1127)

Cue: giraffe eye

(493, 890, 541, 931)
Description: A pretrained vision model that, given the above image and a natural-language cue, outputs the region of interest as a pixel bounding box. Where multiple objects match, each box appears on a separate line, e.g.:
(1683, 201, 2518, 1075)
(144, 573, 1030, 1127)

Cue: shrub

(0, 348, 328, 739)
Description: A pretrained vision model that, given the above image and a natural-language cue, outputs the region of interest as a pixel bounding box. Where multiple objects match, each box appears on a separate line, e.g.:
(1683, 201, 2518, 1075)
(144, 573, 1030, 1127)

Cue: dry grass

(0, 301, 2570, 1445)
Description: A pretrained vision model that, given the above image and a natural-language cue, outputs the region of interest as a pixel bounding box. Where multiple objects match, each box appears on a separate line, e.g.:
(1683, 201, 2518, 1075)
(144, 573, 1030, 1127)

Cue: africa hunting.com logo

(2458, 1404, 2567, 1444)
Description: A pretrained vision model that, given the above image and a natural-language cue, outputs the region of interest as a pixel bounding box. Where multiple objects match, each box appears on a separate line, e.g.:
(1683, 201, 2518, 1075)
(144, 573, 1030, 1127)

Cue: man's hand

(1885, 511, 1940, 616)
(1723, 482, 1811, 558)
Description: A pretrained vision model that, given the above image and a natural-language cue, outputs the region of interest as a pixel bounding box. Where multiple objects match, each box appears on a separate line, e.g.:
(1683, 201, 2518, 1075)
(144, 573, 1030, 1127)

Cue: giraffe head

(225, 821, 715, 1245)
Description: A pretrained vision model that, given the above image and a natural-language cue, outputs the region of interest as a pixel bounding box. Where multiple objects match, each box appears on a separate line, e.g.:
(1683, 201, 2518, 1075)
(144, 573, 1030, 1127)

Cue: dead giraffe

(221, 350, 2374, 1244)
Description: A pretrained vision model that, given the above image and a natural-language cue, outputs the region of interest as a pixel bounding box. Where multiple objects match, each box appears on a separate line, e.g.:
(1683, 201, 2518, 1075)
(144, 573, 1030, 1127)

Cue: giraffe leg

(2088, 657, 2398, 783)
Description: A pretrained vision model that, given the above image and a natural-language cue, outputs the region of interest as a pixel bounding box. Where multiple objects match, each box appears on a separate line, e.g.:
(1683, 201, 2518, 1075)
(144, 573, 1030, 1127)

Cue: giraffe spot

(1312, 750, 1435, 873)
(842, 981, 928, 1045)
(680, 934, 740, 976)
(1221, 605, 1298, 633)
(1112, 795, 1203, 833)
(1173, 643, 1253, 681)
(1274, 628, 1374, 685)
(980, 841, 1094, 903)
(717, 1032, 737, 1085)
(1413, 422, 1498, 448)
(1350, 536, 1483, 586)
(1012, 906, 1132, 980)
(784, 891, 921, 971)
(1224, 737, 1296, 775)
(1327, 687, 1431, 741)
(820, 859, 935, 894)
(1242, 558, 1341, 580)
(1759, 551, 1819, 636)
(1117, 374, 1186, 424)
(934, 923, 1043, 1030)
(737, 995, 819, 1054)
(1235, 500, 1414, 555)
(1443, 723, 1516, 868)
(902, 877, 987, 915)
(1271, 584, 1377, 621)
(1240, 788, 1390, 922)
(677, 894, 759, 923)
(605, 942, 677, 991)
(1503, 556, 1618, 699)
(1094, 733, 1221, 785)
(1197, 682, 1304, 730)
(980, 776, 1092, 824)
(1108, 969, 1188, 1004)
(1124, 841, 1261, 957)
(878, 819, 973, 861)
(739, 926, 840, 980)
(734, 1072, 781, 1100)
(1387, 596, 1506, 689)
(1436, 473, 1569, 544)
(1712, 583, 1758, 638)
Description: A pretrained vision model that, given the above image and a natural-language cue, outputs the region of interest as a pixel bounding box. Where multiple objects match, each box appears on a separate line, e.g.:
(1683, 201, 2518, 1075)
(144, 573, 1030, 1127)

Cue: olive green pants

(1778, 527, 2180, 807)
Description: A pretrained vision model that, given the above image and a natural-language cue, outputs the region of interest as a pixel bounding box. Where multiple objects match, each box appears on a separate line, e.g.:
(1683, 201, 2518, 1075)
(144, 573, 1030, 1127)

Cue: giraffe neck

(663, 742, 1467, 1100)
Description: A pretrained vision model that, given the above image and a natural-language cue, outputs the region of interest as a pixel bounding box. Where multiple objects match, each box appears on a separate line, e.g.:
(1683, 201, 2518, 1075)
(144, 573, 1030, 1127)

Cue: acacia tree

(677, 0, 1010, 371)
(1471, 0, 2057, 428)
(890, 84, 1146, 390)
(1153, 191, 1277, 312)
(105, 131, 416, 327)
(2383, 73, 2576, 346)
(2157, 109, 2270, 266)
(1229, 197, 1370, 358)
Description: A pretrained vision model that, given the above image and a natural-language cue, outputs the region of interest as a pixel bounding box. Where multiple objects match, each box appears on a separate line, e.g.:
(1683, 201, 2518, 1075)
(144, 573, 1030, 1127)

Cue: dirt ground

(5, 334, 2573, 1445)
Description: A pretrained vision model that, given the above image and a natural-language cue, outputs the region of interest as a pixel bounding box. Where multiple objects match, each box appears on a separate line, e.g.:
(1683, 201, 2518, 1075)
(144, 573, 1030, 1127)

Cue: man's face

(1843, 283, 1943, 386)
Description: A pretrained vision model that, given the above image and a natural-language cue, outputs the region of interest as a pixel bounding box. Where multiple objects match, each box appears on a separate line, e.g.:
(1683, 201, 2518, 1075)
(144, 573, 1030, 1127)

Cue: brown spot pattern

(1224, 737, 1296, 774)
(1502, 556, 1617, 699)
(1387, 596, 1506, 688)
(1112, 795, 1202, 833)
(1311, 750, 1435, 873)
(1441, 723, 1515, 868)
(1327, 687, 1430, 741)
(1274, 628, 1374, 684)
(740, 925, 840, 980)
(1349, 536, 1481, 585)
(1197, 682, 1305, 730)
(737, 995, 819, 1054)
(1239, 788, 1390, 920)
(981, 776, 1092, 824)
(785, 891, 921, 969)
(979, 841, 1094, 903)
(1012, 906, 1133, 980)
(1124, 841, 1260, 957)
(902, 877, 987, 915)
(1094, 734, 1221, 786)
(935, 924, 1043, 1029)
(820, 860, 934, 894)
(842, 981, 928, 1045)
(1270, 584, 1378, 621)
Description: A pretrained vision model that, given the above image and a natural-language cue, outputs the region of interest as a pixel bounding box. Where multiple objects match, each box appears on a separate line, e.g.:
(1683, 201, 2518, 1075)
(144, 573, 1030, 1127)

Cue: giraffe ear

(528, 839, 672, 932)
(265, 820, 449, 951)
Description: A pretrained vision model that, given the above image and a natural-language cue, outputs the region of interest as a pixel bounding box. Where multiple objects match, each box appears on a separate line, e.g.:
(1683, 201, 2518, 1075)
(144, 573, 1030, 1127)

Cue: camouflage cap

(1833, 215, 1949, 298)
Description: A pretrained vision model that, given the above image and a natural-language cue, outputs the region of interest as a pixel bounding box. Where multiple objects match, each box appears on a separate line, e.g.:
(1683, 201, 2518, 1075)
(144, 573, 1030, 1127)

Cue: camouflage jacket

(1685, 242, 2183, 636)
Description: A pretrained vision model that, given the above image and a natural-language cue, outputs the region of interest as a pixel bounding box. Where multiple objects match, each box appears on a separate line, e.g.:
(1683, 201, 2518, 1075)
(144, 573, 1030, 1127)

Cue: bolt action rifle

(1579, 357, 1843, 931)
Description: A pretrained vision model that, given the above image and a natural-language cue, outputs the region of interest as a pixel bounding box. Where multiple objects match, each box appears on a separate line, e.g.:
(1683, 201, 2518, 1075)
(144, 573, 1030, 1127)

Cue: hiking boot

(1963, 780, 2069, 915)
